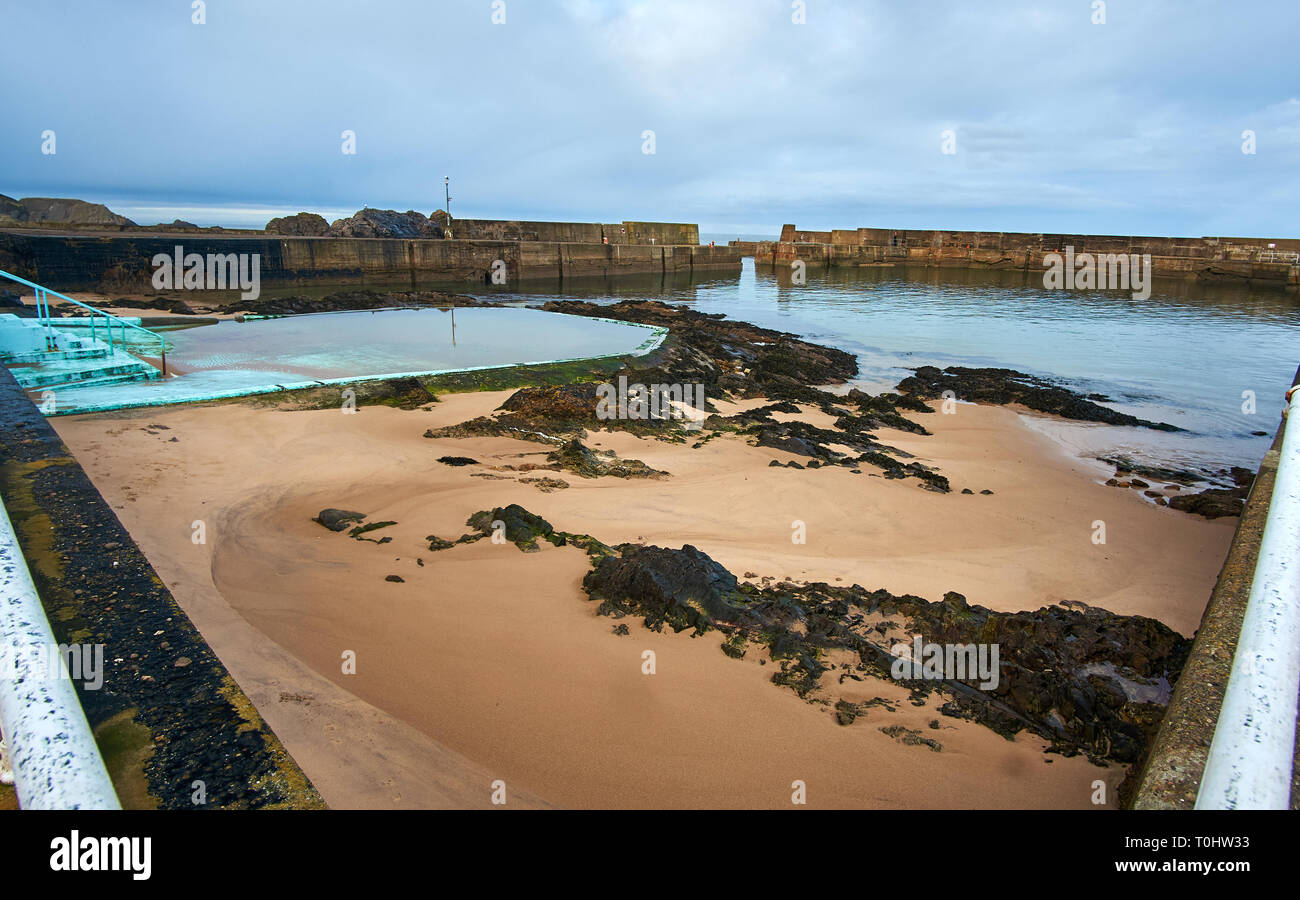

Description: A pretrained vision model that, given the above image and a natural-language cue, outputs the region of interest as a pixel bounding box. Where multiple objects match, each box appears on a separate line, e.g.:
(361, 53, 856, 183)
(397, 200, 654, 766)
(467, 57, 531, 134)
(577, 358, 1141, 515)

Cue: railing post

(41, 289, 54, 351)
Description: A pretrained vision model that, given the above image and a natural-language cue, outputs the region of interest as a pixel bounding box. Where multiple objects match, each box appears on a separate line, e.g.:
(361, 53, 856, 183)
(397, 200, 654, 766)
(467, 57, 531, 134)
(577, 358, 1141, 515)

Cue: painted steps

(0, 314, 161, 393)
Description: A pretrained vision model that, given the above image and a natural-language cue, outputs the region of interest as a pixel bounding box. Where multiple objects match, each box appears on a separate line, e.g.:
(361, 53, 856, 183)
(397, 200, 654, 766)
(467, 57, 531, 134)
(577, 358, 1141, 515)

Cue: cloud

(1, 0, 1296, 236)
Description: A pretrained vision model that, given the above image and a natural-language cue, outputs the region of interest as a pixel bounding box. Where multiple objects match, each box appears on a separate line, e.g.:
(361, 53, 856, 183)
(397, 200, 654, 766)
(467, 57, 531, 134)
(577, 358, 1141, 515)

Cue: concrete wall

(447, 219, 604, 243)
(750, 226, 1300, 288)
(0, 231, 739, 293)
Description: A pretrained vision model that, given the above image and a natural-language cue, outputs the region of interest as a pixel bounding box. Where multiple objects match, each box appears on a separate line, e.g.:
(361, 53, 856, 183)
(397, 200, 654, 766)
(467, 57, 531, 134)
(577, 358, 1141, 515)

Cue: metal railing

(1196, 374, 1300, 809)
(0, 268, 167, 375)
(0, 495, 120, 809)
(1257, 249, 1299, 265)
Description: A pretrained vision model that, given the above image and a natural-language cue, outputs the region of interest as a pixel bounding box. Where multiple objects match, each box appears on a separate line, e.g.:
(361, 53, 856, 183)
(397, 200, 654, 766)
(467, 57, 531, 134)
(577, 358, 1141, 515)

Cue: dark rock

(265, 212, 329, 236)
(233, 288, 473, 317)
(327, 207, 444, 239)
(385, 575, 404, 583)
(437, 456, 479, 466)
(465, 504, 557, 552)
(899, 366, 1180, 431)
(835, 700, 859, 726)
(576, 538, 1188, 765)
(880, 725, 942, 752)
(546, 438, 666, 479)
(1097, 455, 1203, 485)
(1168, 487, 1246, 519)
(101, 296, 197, 315)
(582, 543, 755, 634)
(520, 476, 569, 492)
(314, 509, 366, 532)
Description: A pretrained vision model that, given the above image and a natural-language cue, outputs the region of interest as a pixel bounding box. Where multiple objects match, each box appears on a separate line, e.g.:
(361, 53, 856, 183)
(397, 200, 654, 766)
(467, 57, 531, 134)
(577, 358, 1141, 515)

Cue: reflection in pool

(48, 306, 665, 415)
(162, 306, 660, 379)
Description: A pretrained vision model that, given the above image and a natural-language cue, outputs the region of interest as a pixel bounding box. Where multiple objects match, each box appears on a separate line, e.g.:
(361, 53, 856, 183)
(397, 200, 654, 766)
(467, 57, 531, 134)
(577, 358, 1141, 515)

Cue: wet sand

(51, 391, 1235, 808)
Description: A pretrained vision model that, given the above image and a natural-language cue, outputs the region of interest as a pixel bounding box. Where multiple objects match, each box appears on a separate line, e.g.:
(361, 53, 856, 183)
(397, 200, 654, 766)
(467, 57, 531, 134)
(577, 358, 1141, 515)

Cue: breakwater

(0, 229, 739, 296)
(735, 225, 1299, 289)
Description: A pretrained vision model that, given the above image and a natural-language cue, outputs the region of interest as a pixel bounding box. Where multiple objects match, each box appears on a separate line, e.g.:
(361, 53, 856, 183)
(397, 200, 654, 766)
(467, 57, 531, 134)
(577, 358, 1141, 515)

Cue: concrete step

(2, 311, 163, 392)
(14, 359, 159, 389)
(31, 370, 163, 392)
(1, 346, 113, 364)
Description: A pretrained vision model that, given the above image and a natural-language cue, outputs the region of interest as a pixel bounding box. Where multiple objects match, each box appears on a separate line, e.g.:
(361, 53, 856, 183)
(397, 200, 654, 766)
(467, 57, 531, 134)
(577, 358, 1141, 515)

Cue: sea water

(473, 258, 1300, 474)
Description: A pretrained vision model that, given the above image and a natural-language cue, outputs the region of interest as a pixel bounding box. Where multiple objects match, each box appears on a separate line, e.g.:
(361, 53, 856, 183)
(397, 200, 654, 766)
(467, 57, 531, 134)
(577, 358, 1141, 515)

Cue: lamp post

(444, 176, 452, 237)
(445, 176, 455, 346)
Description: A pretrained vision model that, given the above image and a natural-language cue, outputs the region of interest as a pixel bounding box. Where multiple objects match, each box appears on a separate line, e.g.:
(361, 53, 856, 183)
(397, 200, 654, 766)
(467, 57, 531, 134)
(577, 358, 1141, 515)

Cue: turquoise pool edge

(41, 315, 669, 416)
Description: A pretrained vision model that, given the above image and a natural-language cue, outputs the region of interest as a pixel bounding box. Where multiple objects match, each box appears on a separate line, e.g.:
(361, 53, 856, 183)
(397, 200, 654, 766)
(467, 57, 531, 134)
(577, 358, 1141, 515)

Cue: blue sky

(2, 0, 1297, 237)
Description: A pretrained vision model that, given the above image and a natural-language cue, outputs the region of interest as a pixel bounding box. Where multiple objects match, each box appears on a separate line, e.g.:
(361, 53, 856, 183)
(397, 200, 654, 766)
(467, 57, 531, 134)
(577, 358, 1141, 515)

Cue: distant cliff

(0, 194, 136, 227)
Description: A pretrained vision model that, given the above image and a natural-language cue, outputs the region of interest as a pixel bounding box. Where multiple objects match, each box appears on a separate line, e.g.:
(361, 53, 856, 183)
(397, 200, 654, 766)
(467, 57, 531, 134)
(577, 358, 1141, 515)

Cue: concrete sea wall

(0, 231, 740, 294)
(740, 226, 1300, 289)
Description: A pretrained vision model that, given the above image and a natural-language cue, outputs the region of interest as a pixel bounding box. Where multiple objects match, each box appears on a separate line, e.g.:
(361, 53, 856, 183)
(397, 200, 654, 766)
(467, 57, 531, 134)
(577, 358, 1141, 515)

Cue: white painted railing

(0, 496, 120, 809)
(1196, 380, 1300, 809)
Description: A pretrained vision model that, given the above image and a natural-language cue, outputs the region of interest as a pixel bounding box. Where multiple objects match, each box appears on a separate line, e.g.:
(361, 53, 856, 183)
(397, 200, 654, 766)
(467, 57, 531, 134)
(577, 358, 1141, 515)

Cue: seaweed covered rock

(234, 288, 475, 317)
(577, 540, 1187, 764)
(897, 366, 1180, 431)
(1168, 487, 1246, 518)
(499, 383, 602, 427)
(537, 299, 858, 400)
(314, 509, 366, 532)
(873, 590, 1189, 762)
(546, 438, 666, 479)
(465, 504, 558, 552)
(583, 543, 757, 634)
(1167, 467, 1253, 519)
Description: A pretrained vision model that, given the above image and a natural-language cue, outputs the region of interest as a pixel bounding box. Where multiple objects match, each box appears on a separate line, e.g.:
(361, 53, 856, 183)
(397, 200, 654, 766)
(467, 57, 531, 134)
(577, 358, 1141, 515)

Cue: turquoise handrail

(0, 269, 167, 375)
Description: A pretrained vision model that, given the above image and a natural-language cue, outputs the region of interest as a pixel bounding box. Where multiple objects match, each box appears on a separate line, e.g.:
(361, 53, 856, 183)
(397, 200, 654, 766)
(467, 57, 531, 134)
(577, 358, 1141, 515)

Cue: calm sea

(472, 258, 1300, 476)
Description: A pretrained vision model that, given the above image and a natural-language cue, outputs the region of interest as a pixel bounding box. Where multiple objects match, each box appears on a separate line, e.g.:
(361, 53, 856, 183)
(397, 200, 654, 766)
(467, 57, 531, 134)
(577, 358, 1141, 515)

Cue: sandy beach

(48, 385, 1234, 810)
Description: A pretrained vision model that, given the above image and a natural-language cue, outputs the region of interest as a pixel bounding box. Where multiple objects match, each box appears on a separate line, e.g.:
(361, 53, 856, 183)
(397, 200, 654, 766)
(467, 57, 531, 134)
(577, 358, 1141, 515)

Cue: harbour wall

(736, 226, 1300, 289)
(0, 231, 740, 294)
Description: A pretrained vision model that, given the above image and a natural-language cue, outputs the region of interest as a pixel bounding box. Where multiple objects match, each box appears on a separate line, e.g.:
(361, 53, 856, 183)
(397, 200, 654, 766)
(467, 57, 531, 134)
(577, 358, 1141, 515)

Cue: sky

(2, 0, 1297, 238)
